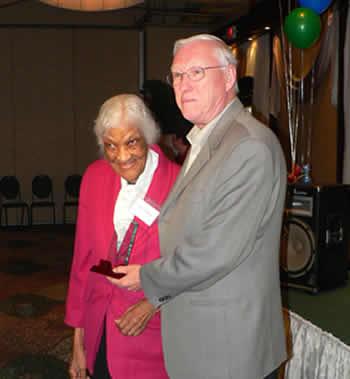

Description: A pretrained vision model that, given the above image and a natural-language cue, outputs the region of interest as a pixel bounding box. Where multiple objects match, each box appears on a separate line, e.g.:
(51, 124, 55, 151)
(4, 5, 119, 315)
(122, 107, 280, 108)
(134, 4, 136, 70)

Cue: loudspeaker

(280, 184, 350, 293)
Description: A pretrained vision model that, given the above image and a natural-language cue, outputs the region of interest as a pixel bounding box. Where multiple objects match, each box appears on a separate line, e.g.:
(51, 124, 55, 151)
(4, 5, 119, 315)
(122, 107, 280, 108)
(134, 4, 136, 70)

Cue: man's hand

(114, 299, 159, 336)
(107, 264, 142, 291)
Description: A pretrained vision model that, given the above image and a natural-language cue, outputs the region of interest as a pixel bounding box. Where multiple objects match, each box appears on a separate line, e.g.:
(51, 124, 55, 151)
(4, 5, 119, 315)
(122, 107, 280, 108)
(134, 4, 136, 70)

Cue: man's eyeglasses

(166, 65, 227, 87)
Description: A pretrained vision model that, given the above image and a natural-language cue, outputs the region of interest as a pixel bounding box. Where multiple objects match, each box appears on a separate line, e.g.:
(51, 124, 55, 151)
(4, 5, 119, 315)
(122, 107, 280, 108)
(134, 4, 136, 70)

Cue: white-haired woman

(65, 94, 180, 379)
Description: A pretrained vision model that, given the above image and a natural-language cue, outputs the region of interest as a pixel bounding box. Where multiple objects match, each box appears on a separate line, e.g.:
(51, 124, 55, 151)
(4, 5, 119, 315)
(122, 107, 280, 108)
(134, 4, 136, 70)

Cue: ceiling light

(39, 0, 143, 12)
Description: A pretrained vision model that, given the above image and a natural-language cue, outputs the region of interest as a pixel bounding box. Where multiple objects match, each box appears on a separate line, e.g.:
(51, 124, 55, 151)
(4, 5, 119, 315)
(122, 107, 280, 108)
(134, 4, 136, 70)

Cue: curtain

(251, 33, 271, 123)
(342, 2, 350, 184)
(236, 34, 271, 123)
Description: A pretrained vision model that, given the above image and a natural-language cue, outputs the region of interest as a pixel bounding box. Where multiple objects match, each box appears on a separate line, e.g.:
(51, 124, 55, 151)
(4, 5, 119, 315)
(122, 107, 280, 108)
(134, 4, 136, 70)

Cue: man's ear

(225, 64, 236, 92)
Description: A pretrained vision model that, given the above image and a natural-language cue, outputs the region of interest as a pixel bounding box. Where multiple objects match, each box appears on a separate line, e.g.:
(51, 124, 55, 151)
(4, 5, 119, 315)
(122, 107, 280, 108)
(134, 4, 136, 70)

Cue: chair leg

(26, 206, 30, 226)
(21, 206, 25, 225)
(5, 208, 9, 226)
(29, 205, 57, 225)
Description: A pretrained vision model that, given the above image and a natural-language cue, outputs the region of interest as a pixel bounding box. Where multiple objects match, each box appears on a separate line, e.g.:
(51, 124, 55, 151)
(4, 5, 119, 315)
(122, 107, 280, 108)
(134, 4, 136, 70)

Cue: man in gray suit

(113, 34, 287, 379)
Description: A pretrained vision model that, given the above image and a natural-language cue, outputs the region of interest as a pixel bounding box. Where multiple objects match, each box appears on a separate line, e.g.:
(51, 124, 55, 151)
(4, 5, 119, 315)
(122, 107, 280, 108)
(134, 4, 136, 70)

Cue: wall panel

(73, 29, 139, 174)
(12, 28, 74, 216)
(146, 27, 207, 82)
(0, 30, 16, 177)
(0, 27, 139, 223)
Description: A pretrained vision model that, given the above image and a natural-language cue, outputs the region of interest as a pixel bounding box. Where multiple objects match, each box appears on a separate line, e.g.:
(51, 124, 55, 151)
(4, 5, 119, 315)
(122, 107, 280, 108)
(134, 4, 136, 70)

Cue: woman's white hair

(173, 34, 239, 92)
(94, 94, 160, 156)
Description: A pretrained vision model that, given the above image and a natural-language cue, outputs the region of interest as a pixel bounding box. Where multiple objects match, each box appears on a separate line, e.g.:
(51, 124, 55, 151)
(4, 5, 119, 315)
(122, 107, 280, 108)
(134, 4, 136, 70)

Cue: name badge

(131, 198, 160, 226)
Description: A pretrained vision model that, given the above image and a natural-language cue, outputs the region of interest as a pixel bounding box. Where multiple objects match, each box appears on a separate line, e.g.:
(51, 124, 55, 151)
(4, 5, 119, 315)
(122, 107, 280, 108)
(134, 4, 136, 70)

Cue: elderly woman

(65, 94, 180, 379)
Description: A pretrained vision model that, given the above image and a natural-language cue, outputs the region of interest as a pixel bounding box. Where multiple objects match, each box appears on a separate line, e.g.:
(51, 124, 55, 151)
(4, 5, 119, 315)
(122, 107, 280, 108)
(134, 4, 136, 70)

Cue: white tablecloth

(284, 310, 350, 378)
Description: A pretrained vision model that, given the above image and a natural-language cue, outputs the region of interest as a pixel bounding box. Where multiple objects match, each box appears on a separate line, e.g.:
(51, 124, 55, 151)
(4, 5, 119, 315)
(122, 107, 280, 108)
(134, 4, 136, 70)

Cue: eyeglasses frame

(166, 65, 227, 87)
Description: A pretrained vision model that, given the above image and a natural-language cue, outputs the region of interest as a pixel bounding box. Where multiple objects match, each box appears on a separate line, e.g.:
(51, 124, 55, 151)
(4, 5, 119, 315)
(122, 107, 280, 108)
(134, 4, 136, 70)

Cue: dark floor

(0, 225, 75, 377)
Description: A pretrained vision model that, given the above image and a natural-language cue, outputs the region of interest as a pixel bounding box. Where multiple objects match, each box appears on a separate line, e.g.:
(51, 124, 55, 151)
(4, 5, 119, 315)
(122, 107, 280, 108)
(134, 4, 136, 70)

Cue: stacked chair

(30, 174, 56, 225)
(62, 174, 82, 224)
(0, 176, 30, 227)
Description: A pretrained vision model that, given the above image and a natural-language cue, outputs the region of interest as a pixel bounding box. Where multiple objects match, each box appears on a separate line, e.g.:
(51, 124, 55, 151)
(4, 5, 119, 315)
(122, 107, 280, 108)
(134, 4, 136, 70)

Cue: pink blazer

(65, 145, 180, 378)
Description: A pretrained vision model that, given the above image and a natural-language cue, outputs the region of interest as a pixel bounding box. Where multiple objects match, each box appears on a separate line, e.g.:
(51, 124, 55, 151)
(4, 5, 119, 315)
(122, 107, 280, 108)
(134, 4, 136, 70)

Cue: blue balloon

(298, 0, 332, 14)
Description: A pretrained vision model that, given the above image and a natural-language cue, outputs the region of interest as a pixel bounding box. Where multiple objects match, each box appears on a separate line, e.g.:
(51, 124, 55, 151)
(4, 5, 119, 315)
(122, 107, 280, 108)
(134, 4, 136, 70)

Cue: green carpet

(282, 275, 350, 346)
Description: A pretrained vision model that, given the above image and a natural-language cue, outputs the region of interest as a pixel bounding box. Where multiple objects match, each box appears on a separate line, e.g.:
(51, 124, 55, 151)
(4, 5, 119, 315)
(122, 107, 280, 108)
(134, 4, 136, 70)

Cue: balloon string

(290, 32, 299, 165)
(300, 49, 305, 165)
(306, 61, 315, 165)
(288, 4, 297, 165)
(288, 0, 297, 165)
(279, 0, 295, 165)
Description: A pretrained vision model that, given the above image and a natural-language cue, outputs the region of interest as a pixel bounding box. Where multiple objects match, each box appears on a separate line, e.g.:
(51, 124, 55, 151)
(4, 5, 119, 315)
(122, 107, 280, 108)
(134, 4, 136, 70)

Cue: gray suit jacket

(141, 99, 287, 379)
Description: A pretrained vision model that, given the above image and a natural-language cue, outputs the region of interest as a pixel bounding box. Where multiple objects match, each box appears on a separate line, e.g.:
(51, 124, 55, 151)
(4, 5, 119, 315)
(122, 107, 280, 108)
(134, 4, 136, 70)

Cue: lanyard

(122, 221, 138, 265)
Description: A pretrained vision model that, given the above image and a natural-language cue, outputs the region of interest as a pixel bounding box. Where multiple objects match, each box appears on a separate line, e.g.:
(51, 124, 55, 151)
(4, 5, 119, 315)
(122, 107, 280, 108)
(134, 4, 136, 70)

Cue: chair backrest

(0, 176, 21, 200)
(64, 174, 82, 199)
(32, 175, 53, 200)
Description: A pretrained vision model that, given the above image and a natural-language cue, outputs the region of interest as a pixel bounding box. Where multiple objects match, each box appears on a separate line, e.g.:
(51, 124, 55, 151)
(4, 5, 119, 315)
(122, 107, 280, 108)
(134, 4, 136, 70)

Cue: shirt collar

(186, 98, 236, 148)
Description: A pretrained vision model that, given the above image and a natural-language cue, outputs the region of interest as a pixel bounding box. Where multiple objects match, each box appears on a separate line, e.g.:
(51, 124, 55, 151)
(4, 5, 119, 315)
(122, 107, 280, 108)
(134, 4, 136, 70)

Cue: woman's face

(103, 122, 148, 183)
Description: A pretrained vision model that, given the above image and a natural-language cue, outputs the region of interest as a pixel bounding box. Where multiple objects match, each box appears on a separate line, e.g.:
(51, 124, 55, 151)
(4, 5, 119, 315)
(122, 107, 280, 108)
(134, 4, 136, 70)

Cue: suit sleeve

(140, 138, 276, 308)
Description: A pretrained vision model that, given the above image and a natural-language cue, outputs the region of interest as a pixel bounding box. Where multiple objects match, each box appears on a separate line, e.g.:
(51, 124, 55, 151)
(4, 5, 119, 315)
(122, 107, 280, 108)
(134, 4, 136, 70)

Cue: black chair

(30, 174, 56, 225)
(0, 176, 30, 226)
(63, 174, 82, 224)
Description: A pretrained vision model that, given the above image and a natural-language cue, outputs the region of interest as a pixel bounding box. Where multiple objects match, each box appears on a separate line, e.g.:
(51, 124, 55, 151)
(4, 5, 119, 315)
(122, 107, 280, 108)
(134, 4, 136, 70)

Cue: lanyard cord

(123, 221, 138, 265)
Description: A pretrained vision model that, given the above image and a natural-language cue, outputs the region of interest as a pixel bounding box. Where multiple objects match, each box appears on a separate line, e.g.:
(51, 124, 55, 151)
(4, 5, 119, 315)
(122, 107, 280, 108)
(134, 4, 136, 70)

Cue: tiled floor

(0, 225, 75, 371)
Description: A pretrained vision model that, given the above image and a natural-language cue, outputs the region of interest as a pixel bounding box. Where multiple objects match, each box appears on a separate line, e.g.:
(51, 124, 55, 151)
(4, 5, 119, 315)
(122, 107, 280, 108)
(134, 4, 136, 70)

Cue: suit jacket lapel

(161, 99, 245, 216)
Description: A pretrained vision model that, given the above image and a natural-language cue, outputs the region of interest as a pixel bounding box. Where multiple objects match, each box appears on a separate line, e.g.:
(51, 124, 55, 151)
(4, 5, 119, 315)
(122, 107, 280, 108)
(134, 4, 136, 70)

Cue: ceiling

(0, 0, 265, 31)
(135, 0, 264, 29)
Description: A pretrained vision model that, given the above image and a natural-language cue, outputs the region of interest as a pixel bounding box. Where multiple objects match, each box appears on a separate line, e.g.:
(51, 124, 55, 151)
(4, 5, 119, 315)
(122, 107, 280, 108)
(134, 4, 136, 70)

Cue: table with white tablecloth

(284, 310, 350, 378)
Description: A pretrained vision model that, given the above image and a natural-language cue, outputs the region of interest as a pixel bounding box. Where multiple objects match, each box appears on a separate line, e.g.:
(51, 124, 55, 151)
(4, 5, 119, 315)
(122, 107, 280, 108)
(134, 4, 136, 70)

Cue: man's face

(171, 40, 234, 128)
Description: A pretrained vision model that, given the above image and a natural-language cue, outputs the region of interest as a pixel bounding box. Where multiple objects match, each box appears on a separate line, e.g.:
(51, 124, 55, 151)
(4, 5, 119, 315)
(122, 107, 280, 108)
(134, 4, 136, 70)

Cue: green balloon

(284, 7, 321, 49)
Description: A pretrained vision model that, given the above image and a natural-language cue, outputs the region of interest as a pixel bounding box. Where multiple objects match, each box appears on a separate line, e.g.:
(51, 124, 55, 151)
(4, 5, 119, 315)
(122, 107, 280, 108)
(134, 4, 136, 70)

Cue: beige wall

(0, 27, 139, 224)
(0, 4, 206, 224)
(146, 27, 207, 81)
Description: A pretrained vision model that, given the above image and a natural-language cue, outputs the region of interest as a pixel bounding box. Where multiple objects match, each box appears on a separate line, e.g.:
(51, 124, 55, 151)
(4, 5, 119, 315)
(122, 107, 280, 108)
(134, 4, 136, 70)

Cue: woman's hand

(114, 299, 159, 336)
(69, 328, 90, 379)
